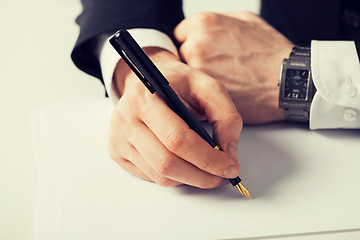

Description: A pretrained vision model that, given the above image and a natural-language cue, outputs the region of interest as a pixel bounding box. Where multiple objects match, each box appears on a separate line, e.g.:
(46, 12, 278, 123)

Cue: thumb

(212, 113, 242, 161)
(185, 70, 243, 161)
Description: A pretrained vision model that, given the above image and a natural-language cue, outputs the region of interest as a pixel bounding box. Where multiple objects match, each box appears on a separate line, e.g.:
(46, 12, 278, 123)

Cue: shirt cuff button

(341, 76, 357, 98)
(343, 108, 358, 122)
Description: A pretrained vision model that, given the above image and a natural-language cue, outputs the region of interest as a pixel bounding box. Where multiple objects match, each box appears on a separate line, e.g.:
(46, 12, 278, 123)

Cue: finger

(186, 71, 243, 159)
(113, 156, 153, 182)
(134, 120, 224, 188)
(108, 135, 154, 183)
(176, 94, 207, 121)
(128, 143, 183, 187)
(168, 81, 206, 121)
(109, 102, 181, 186)
(141, 92, 240, 179)
(173, 18, 189, 44)
(109, 118, 182, 186)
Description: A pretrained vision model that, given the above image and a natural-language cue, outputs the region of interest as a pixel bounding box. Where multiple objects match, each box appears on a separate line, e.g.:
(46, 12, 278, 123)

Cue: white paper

(34, 98, 360, 240)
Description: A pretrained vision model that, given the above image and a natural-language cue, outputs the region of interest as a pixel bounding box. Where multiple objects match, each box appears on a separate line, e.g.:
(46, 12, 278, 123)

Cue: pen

(110, 29, 250, 198)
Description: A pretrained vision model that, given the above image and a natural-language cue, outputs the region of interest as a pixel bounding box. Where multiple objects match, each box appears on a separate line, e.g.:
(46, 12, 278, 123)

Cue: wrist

(260, 44, 292, 123)
(272, 45, 294, 121)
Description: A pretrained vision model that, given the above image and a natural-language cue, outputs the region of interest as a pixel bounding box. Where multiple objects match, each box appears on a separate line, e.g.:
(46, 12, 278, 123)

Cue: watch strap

(290, 46, 311, 59)
(282, 102, 310, 122)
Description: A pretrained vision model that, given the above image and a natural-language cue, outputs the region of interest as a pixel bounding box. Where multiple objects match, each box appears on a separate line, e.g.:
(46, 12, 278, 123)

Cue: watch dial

(284, 69, 309, 100)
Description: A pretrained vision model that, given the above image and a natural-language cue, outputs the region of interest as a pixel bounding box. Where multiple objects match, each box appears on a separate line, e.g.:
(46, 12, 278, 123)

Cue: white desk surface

(1, 0, 360, 240)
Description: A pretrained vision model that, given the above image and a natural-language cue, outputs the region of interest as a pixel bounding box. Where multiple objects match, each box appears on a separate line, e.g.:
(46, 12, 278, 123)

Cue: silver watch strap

(282, 104, 310, 122)
(290, 46, 311, 59)
(281, 46, 312, 122)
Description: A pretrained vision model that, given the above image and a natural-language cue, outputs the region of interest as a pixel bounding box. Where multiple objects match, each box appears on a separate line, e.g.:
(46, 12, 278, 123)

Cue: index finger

(141, 91, 240, 179)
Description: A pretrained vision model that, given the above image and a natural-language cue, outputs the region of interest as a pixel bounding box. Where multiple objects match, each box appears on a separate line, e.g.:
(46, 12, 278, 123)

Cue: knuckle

(241, 11, 263, 25)
(180, 41, 206, 64)
(212, 80, 227, 92)
(224, 112, 243, 127)
(179, 43, 191, 60)
(155, 156, 174, 176)
(213, 112, 243, 136)
(121, 84, 155, 118)
(201, 78, 226, 93)
(112, 91, 144, 125)
(189, 40, 206, 54)
(109, 147, 126, 164)
(156, 175, 174, 187)
(244, 11, 261, 20)
(192, 12, 220, 27)
(164, 128, 187, 153)
(187, 57, 205, 70)
(243, 10, 255, 17)
(161, 62, 189, 82)
(201, 156, 217, 172)
(108, 138, 125, 162)
(125, 83, 146, 104)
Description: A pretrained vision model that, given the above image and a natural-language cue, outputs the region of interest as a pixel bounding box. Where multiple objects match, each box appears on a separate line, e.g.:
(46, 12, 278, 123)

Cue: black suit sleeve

(260, 0, 342, 46)
(71, 0, 184, 84)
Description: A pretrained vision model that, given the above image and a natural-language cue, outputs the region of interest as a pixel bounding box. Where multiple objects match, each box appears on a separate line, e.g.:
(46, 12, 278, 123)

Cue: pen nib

(236, 183, 251, 199)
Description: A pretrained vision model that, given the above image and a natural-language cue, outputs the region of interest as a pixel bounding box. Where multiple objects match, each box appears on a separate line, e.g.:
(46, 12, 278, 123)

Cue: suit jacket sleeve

(71, 0, 184, 83)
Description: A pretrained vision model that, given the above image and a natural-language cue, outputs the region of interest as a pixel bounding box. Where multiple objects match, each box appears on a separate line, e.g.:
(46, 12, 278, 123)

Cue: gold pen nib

(236, 183, 251, 199)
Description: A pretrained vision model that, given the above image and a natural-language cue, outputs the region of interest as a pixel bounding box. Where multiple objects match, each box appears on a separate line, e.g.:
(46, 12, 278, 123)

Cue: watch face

(284, 69, 310, 100)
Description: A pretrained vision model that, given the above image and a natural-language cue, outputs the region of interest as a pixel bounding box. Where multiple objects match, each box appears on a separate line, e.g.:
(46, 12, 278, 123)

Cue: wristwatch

(278, 46, 316, 122)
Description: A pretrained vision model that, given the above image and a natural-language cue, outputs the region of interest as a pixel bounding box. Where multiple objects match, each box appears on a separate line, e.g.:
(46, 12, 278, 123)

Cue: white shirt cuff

(100, 29, 179, 104)
(310, 40, 360, 129)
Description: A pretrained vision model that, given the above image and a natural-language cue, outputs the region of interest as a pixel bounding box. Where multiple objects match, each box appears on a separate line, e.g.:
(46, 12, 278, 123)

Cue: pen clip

(119, 48, 155, 94)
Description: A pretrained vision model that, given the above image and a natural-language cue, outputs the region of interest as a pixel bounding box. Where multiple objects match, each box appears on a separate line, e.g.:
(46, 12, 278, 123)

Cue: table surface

(2, 1, 360, 240)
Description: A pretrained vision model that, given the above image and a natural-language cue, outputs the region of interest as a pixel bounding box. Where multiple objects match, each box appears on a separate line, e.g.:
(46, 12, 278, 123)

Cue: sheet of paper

(34, 98, 360, 240)
(33, 105, 59, 240)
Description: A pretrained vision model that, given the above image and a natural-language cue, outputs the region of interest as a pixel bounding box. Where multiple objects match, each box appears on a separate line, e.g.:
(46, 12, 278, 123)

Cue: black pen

(110, 29, 250, 198)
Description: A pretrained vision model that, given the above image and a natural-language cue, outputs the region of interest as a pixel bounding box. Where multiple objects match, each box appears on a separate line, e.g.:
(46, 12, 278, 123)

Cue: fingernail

(224, 165, 239, 178)
(226, 142, 238, 160)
